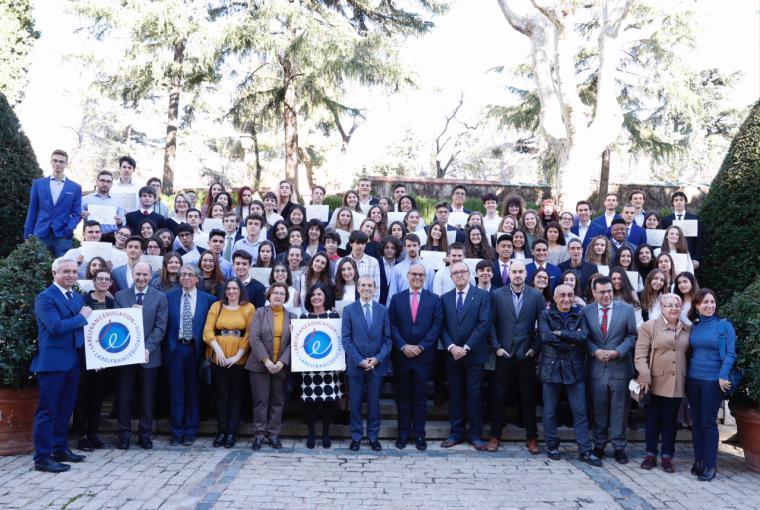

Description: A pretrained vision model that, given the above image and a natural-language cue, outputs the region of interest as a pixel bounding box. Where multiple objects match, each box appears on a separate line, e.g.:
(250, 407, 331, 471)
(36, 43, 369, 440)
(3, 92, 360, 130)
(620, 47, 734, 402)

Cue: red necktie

(411, 291, 419, 323)
(601, 307, 609, 335)
(143, 210, 150, 216)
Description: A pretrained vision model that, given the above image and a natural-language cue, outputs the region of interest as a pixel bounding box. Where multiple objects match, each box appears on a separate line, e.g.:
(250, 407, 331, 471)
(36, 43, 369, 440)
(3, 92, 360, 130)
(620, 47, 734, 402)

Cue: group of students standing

(25, 151, 735, 483)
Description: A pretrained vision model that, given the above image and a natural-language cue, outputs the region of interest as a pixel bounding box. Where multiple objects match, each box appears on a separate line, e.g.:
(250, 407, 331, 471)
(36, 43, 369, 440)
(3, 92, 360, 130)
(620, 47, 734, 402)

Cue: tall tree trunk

(249, 121, 264, 191)
(553, 140, 600, 211)
(163, 40, 185, 194)
(598, 147, 611, 210)
(298, 147, 315, 191)
(281, 57, 300, 200)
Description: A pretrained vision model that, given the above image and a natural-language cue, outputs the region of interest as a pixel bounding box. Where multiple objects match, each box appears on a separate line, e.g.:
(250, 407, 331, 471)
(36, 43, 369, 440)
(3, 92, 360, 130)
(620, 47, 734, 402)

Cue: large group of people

(26, 150, 736, 484)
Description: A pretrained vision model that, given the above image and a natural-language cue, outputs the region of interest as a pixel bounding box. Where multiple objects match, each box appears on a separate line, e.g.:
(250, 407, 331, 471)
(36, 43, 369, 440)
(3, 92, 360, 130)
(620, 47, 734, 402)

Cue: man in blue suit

(619, 204, 646, 247)
(342, 276, 392, 452)
(388, 263, 443, 451)
(591, 193, 619, 230)
(525, 238, 563, 290)
(165, 265, 217, 445)
(440, 261, 491, 450)
(570, 200, 607, 250)
(24, 150, 83, 257)
(32, 257, 91, 472)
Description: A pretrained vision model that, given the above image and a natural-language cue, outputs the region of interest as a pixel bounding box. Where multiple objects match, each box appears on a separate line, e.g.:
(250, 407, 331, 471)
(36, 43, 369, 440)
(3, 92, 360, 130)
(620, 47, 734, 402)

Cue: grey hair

(659, 293, 682, 307)
(52, 257, 78, 272)
(179, 264, 201, 278)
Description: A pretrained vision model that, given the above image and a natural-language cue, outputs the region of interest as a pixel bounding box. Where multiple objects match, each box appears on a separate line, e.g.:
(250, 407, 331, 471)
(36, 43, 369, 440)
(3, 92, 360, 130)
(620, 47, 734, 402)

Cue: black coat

(537, 306, 589, 384)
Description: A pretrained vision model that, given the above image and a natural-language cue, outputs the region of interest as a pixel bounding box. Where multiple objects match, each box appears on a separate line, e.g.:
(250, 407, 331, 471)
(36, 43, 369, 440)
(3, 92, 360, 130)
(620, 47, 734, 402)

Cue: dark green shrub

(0, 92, 43, 257)
(0, 238, 53, 388)
(723, 275, 760, 407)
(700, 99, 760, 302)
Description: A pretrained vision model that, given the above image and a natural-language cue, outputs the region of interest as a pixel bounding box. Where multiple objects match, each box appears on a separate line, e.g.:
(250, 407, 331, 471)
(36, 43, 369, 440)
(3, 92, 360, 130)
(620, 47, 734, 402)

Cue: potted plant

(723, 275, 760, 472)
(0, 238, 52, 455)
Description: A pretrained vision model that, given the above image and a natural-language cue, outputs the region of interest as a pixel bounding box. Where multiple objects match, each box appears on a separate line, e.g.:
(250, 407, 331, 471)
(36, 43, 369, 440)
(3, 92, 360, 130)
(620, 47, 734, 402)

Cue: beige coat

(635, 317, 691, 398)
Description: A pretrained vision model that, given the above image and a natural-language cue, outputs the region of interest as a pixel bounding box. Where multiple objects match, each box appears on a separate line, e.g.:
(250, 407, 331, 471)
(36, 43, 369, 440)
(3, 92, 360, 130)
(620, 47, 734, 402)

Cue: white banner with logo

(84, 308, 145, 370)
(290, 318, 346, 372)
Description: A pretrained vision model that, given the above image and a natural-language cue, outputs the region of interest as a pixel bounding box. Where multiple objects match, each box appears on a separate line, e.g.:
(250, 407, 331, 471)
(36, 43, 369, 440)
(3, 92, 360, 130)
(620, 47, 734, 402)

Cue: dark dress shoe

(640, 454, 657, 470)
(270, 436, 283, 449)
(88, 436, 106, 449)
(440, 438, 462, 448)
(34, 458, 71, 473)
(224, 434, 236, 449)
(181, 437, 195, 446)
(547, 449, 561, 461)
(139, 438, 153, 450)
(580, 451, 603, 467)
(415, 438, 427, 451)
(117, 438, 130, 450)
(213, 434, 226, 448)
(349, 440, 360, 451)
(613, 449, 628, 464)
(698, 467, 716, 481)
(370, 440, 382, 451)
(52, 449, 85, 463)
(592, 447, 605, 459)
(395, 437, 408, 449)
(251, 436, 264, 450)
(661, 457, 675, 473)
(691, 460, 705, 476)
(169, 436, 182, 446)
(77, 438, 95, 452)
(306, 435, 316, 449)
(321, 436, 332, 449)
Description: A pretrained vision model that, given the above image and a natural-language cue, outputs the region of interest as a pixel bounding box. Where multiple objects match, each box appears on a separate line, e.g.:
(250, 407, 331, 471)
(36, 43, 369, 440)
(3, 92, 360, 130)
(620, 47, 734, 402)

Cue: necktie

(224, 237, 233, 261)
(456, 291, 464, 319)
(677, 214, 682, 220)
(182, 293, 193, 339)
(601, 307, 609, 336)
(65, 291, 73, 301)
(364, 303, 372, 330)
(136, 292, 144, 305)
(143, 210, 149, 216)
(411, 291, 419, 323)
(501, 263, 509, 285)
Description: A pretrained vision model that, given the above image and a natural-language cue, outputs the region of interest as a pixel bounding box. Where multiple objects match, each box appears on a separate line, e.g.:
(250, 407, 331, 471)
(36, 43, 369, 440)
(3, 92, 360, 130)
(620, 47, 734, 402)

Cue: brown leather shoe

(485, 438, 500, 452)
(440, 438, 463, 448)
(661, 457, 675, 473)
(526, 437, 540, 455)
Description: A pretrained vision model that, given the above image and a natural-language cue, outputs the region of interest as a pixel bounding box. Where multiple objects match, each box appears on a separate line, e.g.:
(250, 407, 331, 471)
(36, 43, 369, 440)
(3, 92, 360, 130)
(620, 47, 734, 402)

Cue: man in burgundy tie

(125, 186, 165, 233)
(388, 263, 443, 451)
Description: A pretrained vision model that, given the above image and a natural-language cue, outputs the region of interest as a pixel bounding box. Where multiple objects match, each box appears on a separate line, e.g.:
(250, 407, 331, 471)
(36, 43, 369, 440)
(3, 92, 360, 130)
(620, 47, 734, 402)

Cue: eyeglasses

(95, 277, 111, 282)
(51, 159, 67, 164)
(273, 268, 288, 273)
(270, 291, 287, 297)
(179, 272, 197, 278)
(408, 272, 425, 277)
(451, 270, 469, 276)
(117, 232, 130, 238)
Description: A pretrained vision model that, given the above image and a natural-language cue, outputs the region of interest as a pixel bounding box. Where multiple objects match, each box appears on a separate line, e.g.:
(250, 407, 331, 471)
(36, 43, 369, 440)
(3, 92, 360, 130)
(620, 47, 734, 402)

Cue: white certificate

(266, 212, 283, 226)
(646, 229, 666, 247)
(672, 219, 698, 237)
(670, 252, 689, 273)
(202, 218, 224, 232)
(305, 205, 329, 222)
(81, 241, 113, 262)
(386, 212, 406, 224)
(249, 267, 272, 288)
(626, 271, 640, 291)
(351, 211, 366, 227)
(181, 250, 200, 265)
(420, 250, 447, 272)
(77, 280, 94, 293)
(140, 255, 164, 273)
(290, 318, 346, 372)
(413, 229, 427, 246)
(446, 230, 458, 245)
(112, 193, 137, 212)
(596, 265, 609, 276)
(463, 258, 482, 276)
(86, 204, 118, 225)
(84, 308, 145, 370)
(337, 230, 351, 249)
(448, 211, 469, 229)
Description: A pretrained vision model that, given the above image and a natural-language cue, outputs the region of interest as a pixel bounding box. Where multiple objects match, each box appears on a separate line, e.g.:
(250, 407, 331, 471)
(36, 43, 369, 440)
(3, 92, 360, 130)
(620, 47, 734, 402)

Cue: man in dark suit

(32, 257, 91, 472)
(440, 261, 490, 450)
(525, 238, 563, 290)
(582, 276, 638, 464)
(112, 236, 143, 291)
(230, 250, 266, 308)
(24, 150, 83, 257)
(591, 193, 619, 230)
(608, 219, 638, 259)
(491, 234, 513, 289)
(559, 239, 599, 291)
(342, 276, 392, 452)
(661, 191, 703, 269)
(570, 200, 607, 250)
(618, 204, 646, 247)
(388, 263, 443, 451)
(125, 185, 165, 233)
(487, 260, 545, 454)
(114, 262, 168, 450)
(165, 265, 218, 445)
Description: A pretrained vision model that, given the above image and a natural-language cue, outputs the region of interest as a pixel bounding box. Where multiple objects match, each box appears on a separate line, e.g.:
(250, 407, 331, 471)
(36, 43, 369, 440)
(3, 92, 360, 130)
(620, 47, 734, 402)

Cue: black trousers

(117, 365, 158, 440)
(304, 400, 336, 436)
(212, 364, 245, 434)
(395, 361, 432, 440)
(490, 356, 538, 439)
(73, 357, 109, 439)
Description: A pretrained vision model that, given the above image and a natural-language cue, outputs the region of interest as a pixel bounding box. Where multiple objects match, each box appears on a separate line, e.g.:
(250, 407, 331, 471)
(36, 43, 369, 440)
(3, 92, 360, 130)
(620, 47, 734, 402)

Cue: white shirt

(134, 286, 149, 301)
(578, 221, 591, 241)
(125, 263, 136, 288)
(497, 259, 511, 282)
(53, 282, 73, 300)
(49, 175, 66, 205)
(179, 288, 198, 339)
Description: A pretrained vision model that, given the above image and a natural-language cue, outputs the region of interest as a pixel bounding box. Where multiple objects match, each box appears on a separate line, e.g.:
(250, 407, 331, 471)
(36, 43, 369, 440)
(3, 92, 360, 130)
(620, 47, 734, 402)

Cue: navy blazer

(24, 177, 82, 240)
(490, 259, 513, 289)
(526, 262, 563, 291)
(165, 288, 218, 354)
(242, 278, 267, 308)
(341, 300, 392, 377)
(32, 285, 88, 372)
(388, 289, 443, 365)
(570, 221, 607, 249)
(661, 211, 703, 262)
(440, 286, 490, 365)
(125, 210, 165, 233)
(558, 259, 599, 292)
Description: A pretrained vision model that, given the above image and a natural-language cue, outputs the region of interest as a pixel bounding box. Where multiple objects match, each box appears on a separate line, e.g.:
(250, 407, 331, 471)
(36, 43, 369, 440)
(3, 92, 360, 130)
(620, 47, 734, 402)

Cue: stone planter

(0, 386, 38, 456)
(732, 405, 760, 472)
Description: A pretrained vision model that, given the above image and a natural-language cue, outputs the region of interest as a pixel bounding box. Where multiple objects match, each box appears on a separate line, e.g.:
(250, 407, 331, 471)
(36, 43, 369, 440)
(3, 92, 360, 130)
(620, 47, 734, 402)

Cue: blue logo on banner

(304, 329, 332, 359)
(98, 321, 131, 353)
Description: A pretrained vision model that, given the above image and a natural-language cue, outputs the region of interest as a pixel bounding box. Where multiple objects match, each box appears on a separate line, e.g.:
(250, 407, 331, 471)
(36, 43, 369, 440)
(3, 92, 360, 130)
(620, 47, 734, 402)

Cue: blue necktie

(456, 291, 464, 319)
(364, 303, 372, 330)
(65, 291, 73, 301)
(136, 292, 144, 305)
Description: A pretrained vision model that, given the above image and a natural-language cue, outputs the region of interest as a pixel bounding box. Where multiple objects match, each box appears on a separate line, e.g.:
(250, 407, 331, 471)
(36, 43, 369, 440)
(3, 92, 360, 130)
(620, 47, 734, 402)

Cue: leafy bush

(0, 92, 43, 257)
(0, 238, 53, 388)
(723, 275, 760, 407)
(700, 99, 760, 303)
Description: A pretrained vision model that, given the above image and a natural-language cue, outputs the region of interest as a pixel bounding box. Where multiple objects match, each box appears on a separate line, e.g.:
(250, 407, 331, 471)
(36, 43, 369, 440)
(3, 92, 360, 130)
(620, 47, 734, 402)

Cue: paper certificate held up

(86, 204, 118, 225)
(305, 205, 329, 222)
(672, 219, 698, 237)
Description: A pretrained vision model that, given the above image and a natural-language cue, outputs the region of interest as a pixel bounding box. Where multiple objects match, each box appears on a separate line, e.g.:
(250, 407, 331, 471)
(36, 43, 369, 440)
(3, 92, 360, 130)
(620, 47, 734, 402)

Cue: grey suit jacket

(114, 286, 169, 369)
(489, 285, 545, 359)
(582, 301, 637, 380)
(245, 306, 295, 373)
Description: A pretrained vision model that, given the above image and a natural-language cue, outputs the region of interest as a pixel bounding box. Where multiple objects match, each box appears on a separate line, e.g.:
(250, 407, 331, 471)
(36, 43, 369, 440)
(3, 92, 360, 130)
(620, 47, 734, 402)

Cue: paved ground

(0, 438, 757, 510)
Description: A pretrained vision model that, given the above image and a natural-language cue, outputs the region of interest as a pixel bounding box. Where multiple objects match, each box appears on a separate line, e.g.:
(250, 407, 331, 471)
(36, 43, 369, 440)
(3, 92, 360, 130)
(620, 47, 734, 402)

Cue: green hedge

(723, 274, 760, 407)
